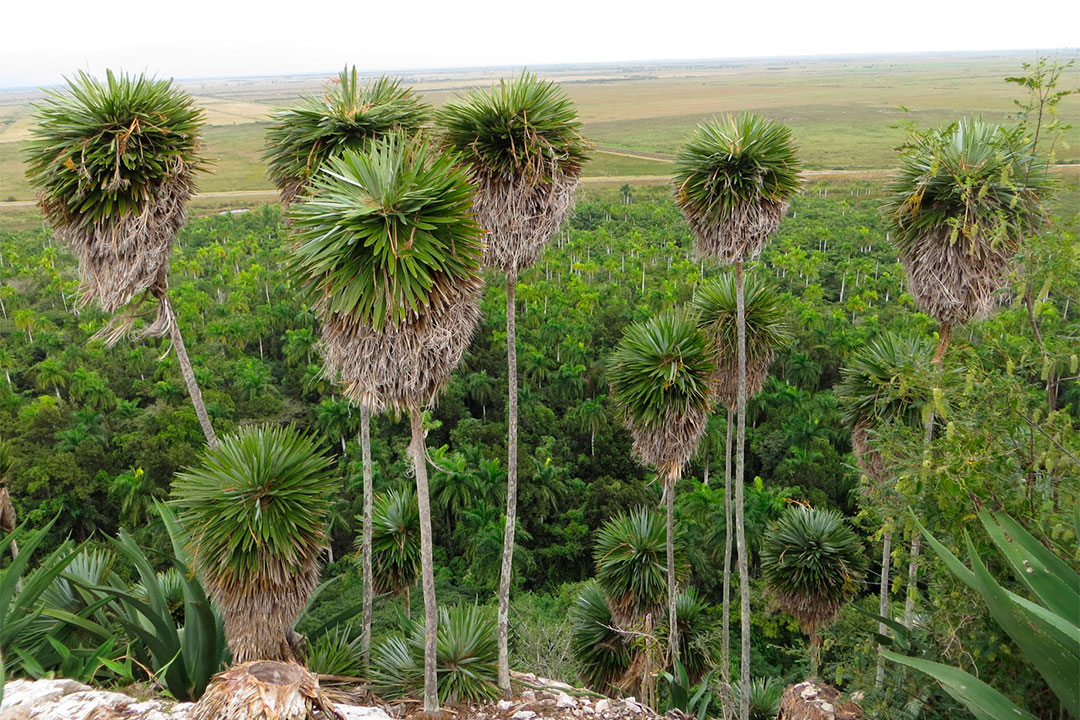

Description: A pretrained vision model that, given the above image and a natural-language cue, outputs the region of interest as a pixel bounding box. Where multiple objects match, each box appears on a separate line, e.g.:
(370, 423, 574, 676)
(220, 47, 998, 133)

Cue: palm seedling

(608, 313, 713, 670)
(288, 136, 483, 713)
(437, 72, 588, 692)
(674, 112, 800, 720)
(267, 68, 430, 667)
(368, 488, 421, 618)
(761, 506, 866, 677)
(25, 70, 217, 447)
(171, 425, 337, 663)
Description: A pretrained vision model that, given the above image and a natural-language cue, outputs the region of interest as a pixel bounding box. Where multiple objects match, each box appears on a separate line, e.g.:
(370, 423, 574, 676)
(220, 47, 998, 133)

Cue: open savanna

(1, 51, 1077, 209)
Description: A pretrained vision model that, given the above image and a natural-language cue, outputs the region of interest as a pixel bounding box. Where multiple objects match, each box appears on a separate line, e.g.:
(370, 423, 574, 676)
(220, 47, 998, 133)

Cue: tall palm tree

(674, 112, 800, 720)
(369, 488, 421, 619)
(691, 268, 790, 706)
(761, 506, 866, 678)
(608, 312, 714, 670)
(25, 70, 217, 448)
(267, 68, 430, 667)
(171, 425, 337, 662)
(836, 331, 934, 688)
(437, 73, 588, 693)
(288, 136, 483, 714)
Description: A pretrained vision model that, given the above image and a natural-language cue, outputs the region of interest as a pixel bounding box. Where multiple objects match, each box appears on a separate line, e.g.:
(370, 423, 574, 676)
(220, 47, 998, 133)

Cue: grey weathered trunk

(360, 405, 374, 669)
(497, 275, 519, 695)
(721, 409, 734, 720)
(408, 406, 439, 714)
(666, 465, 680, 667)
(735, 262, 751, 720)
(162, 296, 217, 449)
(875, 529, 892, 688)
(904, 532, 921, 629)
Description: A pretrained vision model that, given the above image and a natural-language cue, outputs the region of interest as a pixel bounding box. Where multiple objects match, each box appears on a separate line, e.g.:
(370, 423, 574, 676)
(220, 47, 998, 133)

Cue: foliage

(732, 676, 784, 720)
(661, 659, 717, 720)
(692, 270, 792, 367)
(304, 623, 364, 677)
(368, 487, 420, 596)
(835, 331, 934, 428)
(593, 507, 677, 615)
(569, 581, 629, 693)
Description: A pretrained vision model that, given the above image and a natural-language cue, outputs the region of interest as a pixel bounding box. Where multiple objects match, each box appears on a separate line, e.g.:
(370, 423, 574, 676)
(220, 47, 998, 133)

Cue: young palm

(674, 112, 800, 720)
(267, 69, 430, 667)
(25, 70, 217, 447)
(369, 488, 421, 619)
(608, 313, 713, 670)
(437, 73, 588, 692)
(289, 136, 483, 714)
(761, 506, 866, 678)
(171, 425, 337, 662)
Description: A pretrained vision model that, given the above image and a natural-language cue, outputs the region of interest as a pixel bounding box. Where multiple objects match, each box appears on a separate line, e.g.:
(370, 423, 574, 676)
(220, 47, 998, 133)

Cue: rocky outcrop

(777, 681, 864, 720)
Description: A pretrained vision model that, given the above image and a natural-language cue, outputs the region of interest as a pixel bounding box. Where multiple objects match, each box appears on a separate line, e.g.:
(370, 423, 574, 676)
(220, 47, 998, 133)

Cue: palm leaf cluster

(760, 506, 866, 634)
(674, 113, 801, 262)
(372, 604, 499, 704)
(24, 70, 203, 322)
(594, 507, 677, 619)
(883, 118, 1052, 324)
(608, 312, 714, 474)
(692, 270, 792, 409)
(732, 677, 784, 720)
(437, 73, 589, 274)
(288, 136, 484, 410)
(171, 425, 337, 662)
(367, 488, 420, 597)
(265, 68, 430, 206)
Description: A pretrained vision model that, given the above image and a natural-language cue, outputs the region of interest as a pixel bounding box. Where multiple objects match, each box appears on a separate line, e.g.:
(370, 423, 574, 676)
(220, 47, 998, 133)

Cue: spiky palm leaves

(761, 507, 866, 676)
(693, 270, 791, 410)
(266, 68, 430, 206)
(369, 488, 420, 604)
(171, 425, 337, 663)
(571, 582, 630, 694)
(883, 118, 1051, 328)
(594, 507, 680, 621)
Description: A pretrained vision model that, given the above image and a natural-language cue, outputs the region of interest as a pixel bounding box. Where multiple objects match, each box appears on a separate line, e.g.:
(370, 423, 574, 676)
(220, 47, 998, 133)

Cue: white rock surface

(556, 691, 578, 709)
(513, 711, 537, 720)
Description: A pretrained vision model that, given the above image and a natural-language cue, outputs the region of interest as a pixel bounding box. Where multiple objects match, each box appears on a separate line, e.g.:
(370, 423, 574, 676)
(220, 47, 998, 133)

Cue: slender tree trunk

(904, 533, 921, 629)
(875, 529, 892, 689)
(408, 405, 439, 714)
(666, 464, 680, 667)
(497, 275, 519, 696)
(162, 296, 218, 449)
(360, 405, 374, 670)
(404, 584, 411, 620)
(735, 262, 751, 720)
(809, 631, 822, 679)
(702, 446, 710, 486)
(721, 407, 734, 720)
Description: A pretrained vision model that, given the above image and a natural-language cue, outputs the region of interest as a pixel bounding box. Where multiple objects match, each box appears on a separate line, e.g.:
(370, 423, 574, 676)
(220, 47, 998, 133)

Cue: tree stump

(777, 681, 863, 720)
(191, 661, 342, 720)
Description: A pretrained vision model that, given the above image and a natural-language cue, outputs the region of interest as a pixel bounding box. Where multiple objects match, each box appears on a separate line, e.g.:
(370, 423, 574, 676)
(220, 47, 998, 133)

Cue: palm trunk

(809, 631, 822, 679)
(162, 296, 218, 449)
(404, 584, 411, 620)
(360, 405, 374, 670)
(721, 408, 734, 720)
(735, 261, 751, 720)
(408, 405, 439, 714)
(904, 532, 921, 629)
(875, 529, 892, 688)
(666, 464, 680, 667)
(497, 275, 519, 696)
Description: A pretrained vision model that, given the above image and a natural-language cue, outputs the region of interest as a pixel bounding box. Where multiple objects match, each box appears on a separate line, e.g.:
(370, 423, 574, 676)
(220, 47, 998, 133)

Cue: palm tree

(288, 136, 483, 714)
(761, 506, 866, 678)
(836, 331, 934, 688)
(25, 70, 217, 448)
(171, 425, 337, 662)
(0, 439, 17, 559)
(573, 397, 606, 457)
(437, 73, 588, 693)
(674, 112, 800, 720)
(466, 370, 498, 420)
(267, 68, 430, 669)
(369, 488, 421, 619)
(608, 312, 714, 670)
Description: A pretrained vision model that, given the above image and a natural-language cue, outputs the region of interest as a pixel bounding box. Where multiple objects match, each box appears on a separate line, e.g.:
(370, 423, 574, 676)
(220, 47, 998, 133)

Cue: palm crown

(836, 332, 935, 430)
(369, 488, 421, 596)
(594, 507, 685, 618)
(265, 68, 430, 202)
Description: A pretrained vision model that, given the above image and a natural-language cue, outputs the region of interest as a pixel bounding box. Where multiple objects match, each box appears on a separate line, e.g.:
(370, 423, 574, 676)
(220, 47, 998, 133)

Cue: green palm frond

(674, 113, 801, 228)
(287, 136, 483, 331)
(761, 506, 866, 633)
(25, 70, 204, 229)
(265, 68, 430, 198)
(732, 677, 784, 720)
(570, 581, 631, 692)
(594, 507, 685, 616)
(437, 72, 588, 182)
(608, 312, 714, 429)
(692, 269, 792, 364)
(836, 332, 935, 428)
(366, 487, 421, 596)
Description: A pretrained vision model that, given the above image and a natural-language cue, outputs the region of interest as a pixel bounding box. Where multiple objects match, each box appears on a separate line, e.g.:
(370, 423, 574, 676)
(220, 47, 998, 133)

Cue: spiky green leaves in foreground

(761, 506, 866, 633)
(265, 68, 430, 201)
(25, 70, 204, 230)
(287, 136, 482, 331)
(437, 72, 588, 182)
(836, 332, 935, 429)
(171, 424, 337, 589)
(368, 488, 421, 596)
(608, 312, 714, 429)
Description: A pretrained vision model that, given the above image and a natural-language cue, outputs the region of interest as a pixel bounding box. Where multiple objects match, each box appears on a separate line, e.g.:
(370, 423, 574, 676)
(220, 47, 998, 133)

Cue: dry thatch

(472, 171, 578, 275)
(627, 406, 709, 476)
(850, 420, 885, 481)
(0, 484, 15, 536)
(899, 227, 1012, 326)
(711, 350, 775, 411)
(769, 588, 846, 637)
(191, 661, 342, 720)
(318, 274, 483, 411)
(684, 198, 787, 264)
(778, 681, 864, 720)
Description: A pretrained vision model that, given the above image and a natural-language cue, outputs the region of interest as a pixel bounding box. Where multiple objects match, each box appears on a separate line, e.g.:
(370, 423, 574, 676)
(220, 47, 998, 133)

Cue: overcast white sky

(2, 0, 1077, 88)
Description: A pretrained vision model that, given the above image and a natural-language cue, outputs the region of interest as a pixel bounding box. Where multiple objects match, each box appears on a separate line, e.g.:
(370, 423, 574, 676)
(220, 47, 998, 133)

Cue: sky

(1, 0, 1077, 88)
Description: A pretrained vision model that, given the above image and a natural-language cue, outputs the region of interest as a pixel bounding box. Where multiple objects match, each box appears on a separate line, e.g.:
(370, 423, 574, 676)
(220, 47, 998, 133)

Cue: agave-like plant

(570, 581, 631, 694)
(368, 487, 421, 617)
(24, 70, 216, 447)
(289, 135, 483, 713)
(670, 587, 719, 684)
(438, 73, 588, 691)
(266, 68, 430, 206)
(171, 425, 337, 663)
(731, 677, 784, 720)
(608, 313, 712, 666)
(761, 506, 866, 677)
